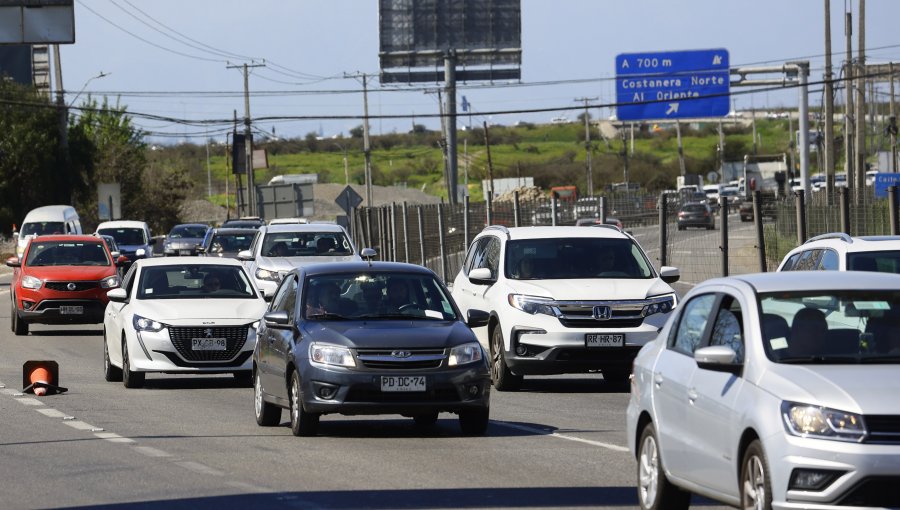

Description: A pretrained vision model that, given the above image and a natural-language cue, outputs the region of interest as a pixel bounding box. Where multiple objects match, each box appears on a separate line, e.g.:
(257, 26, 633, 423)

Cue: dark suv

(676, 202, 715, 230)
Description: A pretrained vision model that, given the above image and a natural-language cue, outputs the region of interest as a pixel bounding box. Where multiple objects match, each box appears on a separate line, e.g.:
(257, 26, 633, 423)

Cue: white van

(16, 205, 82, 258)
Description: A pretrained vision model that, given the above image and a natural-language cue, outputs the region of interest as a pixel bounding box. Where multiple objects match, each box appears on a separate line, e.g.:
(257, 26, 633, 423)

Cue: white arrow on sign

(666, 103, 680, 115)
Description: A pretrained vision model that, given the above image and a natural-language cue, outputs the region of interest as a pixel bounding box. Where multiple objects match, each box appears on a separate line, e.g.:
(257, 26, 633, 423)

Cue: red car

(7, 235, 127, 335)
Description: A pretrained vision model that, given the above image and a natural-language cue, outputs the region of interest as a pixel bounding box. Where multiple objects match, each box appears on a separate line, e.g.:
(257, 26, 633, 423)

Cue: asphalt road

(0, 270, 735, 510)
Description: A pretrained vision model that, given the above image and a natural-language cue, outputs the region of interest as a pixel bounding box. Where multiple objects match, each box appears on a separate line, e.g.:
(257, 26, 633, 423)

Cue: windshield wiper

(778, 355, 861, 364)
(354, 313, 424, 320)
(860, 356, 900, 363)
(307, 312, 349, 320)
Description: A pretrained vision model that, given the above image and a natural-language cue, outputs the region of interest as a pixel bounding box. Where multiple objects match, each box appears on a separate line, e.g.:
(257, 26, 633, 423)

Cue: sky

(57, 0, 900, 144)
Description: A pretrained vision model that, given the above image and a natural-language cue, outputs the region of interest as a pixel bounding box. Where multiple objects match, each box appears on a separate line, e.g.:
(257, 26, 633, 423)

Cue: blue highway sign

(874, 173, 900, 199)
(615, 48, 730, 121)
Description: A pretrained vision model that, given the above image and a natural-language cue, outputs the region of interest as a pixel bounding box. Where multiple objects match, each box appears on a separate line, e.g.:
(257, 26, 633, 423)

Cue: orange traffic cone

(22, 360, 68, 396)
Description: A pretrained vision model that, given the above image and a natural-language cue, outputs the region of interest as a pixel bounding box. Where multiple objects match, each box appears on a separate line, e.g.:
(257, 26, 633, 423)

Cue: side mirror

(468, 267, 495, 285)
(110, 251, 121, 259)
(694, 345, 742, 375)
(149, 238, 157, 246)
(6, 256, 21, 268)
(361, 247, 377, 260)
(107, 288, 128, 303)
(466, 309, 490, 328)
(116, 255, 130, 266)
(659, 266, 680, 284)
(263, 310, 290, 329)
(237, 250, 254, 261)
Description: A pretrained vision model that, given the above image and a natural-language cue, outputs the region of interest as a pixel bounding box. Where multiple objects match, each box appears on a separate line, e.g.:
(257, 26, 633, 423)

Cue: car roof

(483, 226, 628, 241)
(712, 271, 900, 294)
(794, 234, 900, 253)
(263, 223, 346, 234)
(22, 205, 77, 222)
(28, 234, 102, 243)
(135, 256, 244, 268)
(211, 228, 259, 234)
(96, 220, 149, 230)
(171, 223, 209, 229)
(300, 261, 436, 277)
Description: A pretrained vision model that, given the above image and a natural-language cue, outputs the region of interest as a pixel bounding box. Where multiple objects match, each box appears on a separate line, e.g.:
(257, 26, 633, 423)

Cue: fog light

(515, 344, 528, 356)
(315, 384, 338, 400)
(789, 469, 843, 491)
(466, 384, 480, 397)
(21, 300, 35, 311)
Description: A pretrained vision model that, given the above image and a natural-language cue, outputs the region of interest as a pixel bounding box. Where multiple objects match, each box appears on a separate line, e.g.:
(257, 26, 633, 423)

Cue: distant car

(103, 257, 267, 388)
(239, 223, 361, 297)
(778, 232, 900, 273)
(222, 217, 266, 229)
(676, 202, 715, 230)
(7, 235, 125, 335)
(200, 228, 258, 259)
(627, 271, 900, 510)
(268, 217, 308, 225)
(253, 261, 491, 436)
(162, 223, 210, 256)
(95, 220, 155, 261)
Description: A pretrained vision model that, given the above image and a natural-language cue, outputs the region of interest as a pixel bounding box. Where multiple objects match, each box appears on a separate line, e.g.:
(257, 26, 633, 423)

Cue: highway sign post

(335, 185, 363, 215)
(615, 48, 730, 121)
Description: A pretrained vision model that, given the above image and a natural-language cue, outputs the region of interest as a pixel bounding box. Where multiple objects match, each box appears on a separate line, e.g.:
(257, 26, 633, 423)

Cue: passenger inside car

(267, 242, 290, 257)
(386, 278, 413, 313)
(787, 308, 828, 357)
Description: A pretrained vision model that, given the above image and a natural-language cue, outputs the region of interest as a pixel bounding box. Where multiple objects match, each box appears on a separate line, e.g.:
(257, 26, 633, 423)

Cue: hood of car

(24, 265, 115, 281)
(134, 298, 267, 323)
(761, 363, 900, 415)
(507, 277, 674, 301)
(257, 254, 361, 271)
(302, 320, 476, 350)
(165, 238, 203, 247)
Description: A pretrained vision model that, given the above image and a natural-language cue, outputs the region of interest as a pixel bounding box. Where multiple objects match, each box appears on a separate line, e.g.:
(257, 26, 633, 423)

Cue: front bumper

(298, 361, 491, 416)
(127, 324, 256, 374)
(15, 285, 110, 325)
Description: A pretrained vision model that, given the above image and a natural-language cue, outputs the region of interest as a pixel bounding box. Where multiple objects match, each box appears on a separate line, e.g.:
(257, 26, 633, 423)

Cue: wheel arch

(737, 427, 762, 484)
(634, 411, 654, 460)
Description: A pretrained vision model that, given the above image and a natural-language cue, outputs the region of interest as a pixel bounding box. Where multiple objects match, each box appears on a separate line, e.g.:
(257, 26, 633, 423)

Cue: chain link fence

(352, 187, 900, 287)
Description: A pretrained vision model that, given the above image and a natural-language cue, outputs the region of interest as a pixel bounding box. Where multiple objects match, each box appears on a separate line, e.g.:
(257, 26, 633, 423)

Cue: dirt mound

(494, 186, 544, 203)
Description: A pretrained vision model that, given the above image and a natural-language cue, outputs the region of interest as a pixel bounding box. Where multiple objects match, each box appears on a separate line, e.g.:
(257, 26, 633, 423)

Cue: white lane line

(63, 420, 98, 431)
(94, 432, 135, 443)
(15, 397, 44, 406)
(36, 408, 67, 418)
(0, 388, 21, 396)
(496, 421, 630, 453)
(174, 461, 225, 477)
(225, 481, 270, 493)
(133, 446, 172, 458)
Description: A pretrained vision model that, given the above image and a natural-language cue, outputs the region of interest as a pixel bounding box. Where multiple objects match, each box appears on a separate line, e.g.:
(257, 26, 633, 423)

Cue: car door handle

(653, 374, 663, 386)
(687, 389, 698, 403)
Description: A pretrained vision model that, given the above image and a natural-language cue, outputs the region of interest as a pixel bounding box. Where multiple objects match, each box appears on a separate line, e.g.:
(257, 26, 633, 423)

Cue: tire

(103, 329, 123, 382)
(11, 296, 28, 336)
(490, 326, 522, 391)
(413, 412, 439, 428)
(458, 407, 490, 436)
(254, 369, 282, 426)
(232, 370, 253, 387)
(288, 371, 319, 436)
(740, 440, 772, 510)
(122, 339, 145, 389)
(637, 423, 691, 510)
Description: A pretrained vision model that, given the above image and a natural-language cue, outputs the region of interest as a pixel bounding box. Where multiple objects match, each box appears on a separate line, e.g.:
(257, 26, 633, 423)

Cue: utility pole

(855, 0, 866, 198)
(345, 72, 374, 207)
(675, 120, 686, 176)
(844, 11, 855, 197)
(718, 120, 726, 177)
(824, 0, 836, 199)
(52, 45, 69, 202)
(575, 97, 597, 195)
(484, 121, 495, 198)
(891, 63, 898, 172)
(444, 50, 459, 205)
(227, 61, 265, 216)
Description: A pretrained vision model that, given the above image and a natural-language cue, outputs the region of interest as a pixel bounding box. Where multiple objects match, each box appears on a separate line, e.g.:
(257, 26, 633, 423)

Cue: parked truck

(738, 153, 788, 221)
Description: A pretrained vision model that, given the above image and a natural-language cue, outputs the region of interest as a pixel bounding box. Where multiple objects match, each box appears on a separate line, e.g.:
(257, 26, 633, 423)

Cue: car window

(484, 238, 501, 276)
(846, 251, 900, 273)
(781, 252, 801, 271)
(271, 276, 298, 322)
(99, 228, 147, 245)
(505, 237, 653, 280)
(122, 264, 137, 296)
(670, 294, 717, 355)
(261, 232, 352, 257)
(463, 237, 489, 275)
(210, 233, 255, 254)
(819, 249, 839, 270)
(26, 241, 111, 267)
(169, 225, 208, 238)
(137, 265, 256, 299)
(708, 295, 745, 363)
(269, 275, 294, 312)
(794, 249, 822, 271)
(470, 237, 494, 274)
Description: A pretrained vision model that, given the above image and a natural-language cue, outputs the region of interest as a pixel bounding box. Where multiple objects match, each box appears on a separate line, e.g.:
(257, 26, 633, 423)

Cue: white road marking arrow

(666, 103, 680, 115)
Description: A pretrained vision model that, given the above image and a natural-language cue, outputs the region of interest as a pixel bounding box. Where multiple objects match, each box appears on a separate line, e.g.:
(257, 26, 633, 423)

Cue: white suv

(777, 232, 900, 273)
(451, 225, 680, 390)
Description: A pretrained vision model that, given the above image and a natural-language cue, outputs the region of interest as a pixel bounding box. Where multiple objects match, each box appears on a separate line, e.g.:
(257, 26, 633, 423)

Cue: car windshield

(303, 272, 457, 321)
(98, 227, 146, 246)
(505, 238, 653, 280)
(846, 251, 900, 273)
(168, 225, 208, 239)
(760, 290, 900, 364)
(21, 221, 65, 236)
(138, 265, 256, 299)
(101, 236, 118, 251)
(208, 233, 255, 254)
(262, 232, 352, 257)
(26, 241, 110, 266)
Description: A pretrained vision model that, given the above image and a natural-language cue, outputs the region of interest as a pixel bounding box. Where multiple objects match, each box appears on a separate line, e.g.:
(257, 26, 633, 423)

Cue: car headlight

(508, 294, 557, 316)
(255, 268, 281, 281)
(449, 342, 483, 366)
(642, 293, 677, 317)
(21, 275, 43, 290)
(100, 275, 120, 289)
(309, 343, 356, 368)
(781, 402, 866, 442)
(135, 248, 146, 257)
(133, 314, 165, 332)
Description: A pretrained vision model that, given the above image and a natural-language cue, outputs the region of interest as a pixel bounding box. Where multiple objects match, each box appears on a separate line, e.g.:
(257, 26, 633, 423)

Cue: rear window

(682, 204, 707, 212)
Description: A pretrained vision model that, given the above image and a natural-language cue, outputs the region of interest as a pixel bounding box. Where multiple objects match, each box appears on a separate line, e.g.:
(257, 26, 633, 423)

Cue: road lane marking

(1, 388, 21, 396)
(15, 397, 44, 406)
(175, 461, 225, 477)
(496, 421, 629, 452)
(36, 408, 67, 418)
(95, 432, 135, 443)
(63, 420, 98, 431)
(133, 446, 172, 458)
(225, 481, 270, 493)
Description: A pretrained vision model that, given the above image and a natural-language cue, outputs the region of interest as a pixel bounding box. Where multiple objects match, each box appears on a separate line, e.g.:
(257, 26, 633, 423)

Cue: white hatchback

(778, 232, 900, 273)
(627, 271, 900, 510)
(103, 257, 267, 388)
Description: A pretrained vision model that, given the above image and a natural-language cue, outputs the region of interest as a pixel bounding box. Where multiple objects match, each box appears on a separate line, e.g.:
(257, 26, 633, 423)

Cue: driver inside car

(385, 278, 413, 313)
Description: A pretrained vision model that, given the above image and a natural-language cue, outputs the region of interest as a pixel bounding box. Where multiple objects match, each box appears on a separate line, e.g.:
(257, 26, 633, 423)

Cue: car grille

(356, 348, 445, 370)
(556, 301, 647, 329)
(168, 326, 249, 362)
(864, 415, 900, 444)
(344, 383, 460, 403)
(837, 476, 900, 507)
(45, 281, 99, 292)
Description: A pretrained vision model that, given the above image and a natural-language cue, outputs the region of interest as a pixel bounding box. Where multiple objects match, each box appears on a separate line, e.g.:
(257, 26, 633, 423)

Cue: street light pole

(68, 71, 109, 107)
